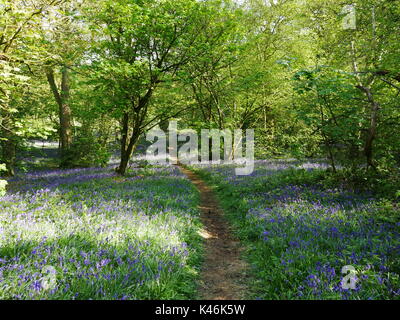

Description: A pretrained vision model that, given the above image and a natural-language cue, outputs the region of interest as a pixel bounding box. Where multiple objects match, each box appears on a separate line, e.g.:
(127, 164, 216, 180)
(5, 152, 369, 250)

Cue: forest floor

(191, 160, 400, 299)
(178, 165, 249, 300)
(1, 144, 399, 299)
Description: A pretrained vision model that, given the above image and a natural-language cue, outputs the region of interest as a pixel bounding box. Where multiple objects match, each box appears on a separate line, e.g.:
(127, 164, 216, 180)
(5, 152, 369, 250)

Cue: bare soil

(178, 165, 249, 300)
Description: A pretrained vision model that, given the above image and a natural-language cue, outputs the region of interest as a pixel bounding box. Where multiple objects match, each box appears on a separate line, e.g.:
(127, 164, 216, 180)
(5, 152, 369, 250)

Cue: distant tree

(39, 1, 89, 166)
(85, 0, 239, 175)
(0, 0, 62, 176)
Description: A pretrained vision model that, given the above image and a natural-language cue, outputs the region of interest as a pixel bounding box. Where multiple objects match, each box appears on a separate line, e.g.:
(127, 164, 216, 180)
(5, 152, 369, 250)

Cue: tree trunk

(46, 66, 73, 166)
(326, 141, 337, 173)
(116, 136, 140, 175)
(117, 153, 130, 176)
(116, 112, 130, 175)
(357, 85, 379, 170)
(116, 112, 140, 175)
(116, 86, 155, 175)
(60, 67, 73, 151)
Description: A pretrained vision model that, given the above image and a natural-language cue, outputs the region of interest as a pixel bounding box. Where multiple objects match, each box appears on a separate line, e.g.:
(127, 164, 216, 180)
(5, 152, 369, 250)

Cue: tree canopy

(1, 0, 399, 177)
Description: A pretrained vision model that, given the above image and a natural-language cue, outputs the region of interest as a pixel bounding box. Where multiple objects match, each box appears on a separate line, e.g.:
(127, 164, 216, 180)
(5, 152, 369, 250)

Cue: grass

(191, 160, 400, 300)
(0, 165, 203, 300)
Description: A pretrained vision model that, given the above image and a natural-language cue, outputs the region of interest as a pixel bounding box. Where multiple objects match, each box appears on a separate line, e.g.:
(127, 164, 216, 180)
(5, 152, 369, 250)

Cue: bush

(130, 159, 151, 168)
(0, 163, 7, 196)
(0, 179, 6, 196)
(63, 134, 111, 168)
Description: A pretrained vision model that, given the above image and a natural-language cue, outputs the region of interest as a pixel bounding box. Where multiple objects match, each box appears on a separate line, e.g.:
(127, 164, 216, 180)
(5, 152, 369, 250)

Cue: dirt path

(178, 165, 249, 300)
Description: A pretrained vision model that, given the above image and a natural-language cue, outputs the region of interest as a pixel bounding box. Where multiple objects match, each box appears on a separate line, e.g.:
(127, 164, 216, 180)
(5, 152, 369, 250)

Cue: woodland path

(178, 165, 249, 300)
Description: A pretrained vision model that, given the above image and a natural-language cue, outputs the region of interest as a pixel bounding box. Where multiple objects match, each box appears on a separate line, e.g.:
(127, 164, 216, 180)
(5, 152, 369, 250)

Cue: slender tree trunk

(60, 67, 73, 151)
(357, 85, 379, 170)
(326, 141, 337, 173)
(350, 41, 379, 170)
(318, 103, 336, 173)
(116, 112, 130, 175)
(46, 66, 73, 166)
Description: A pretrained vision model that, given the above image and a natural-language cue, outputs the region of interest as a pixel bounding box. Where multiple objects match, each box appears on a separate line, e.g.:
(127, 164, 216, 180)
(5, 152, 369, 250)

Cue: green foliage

(130, 159, 151, 169)
(0, 163, 7, 196)
(293, 67, 364, 166)
(323, 166, 400, 201)
(64, 134, 111, 168)
(0, 179, 7, 197)
(1, 0, 399, 178)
